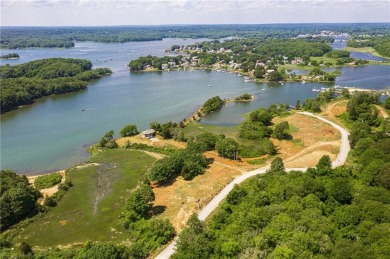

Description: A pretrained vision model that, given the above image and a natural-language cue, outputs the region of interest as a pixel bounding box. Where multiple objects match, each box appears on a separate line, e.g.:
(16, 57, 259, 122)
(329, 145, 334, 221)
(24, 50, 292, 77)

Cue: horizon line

(1, 22, 390, 28)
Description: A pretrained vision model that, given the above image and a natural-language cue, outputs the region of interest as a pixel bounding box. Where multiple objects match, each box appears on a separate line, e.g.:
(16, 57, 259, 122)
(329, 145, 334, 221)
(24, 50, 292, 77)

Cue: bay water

(1, 39, 389, 174)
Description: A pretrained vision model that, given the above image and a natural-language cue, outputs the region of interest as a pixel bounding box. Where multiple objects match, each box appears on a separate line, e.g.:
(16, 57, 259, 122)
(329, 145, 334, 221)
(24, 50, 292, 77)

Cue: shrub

(34, 172, 62, 190)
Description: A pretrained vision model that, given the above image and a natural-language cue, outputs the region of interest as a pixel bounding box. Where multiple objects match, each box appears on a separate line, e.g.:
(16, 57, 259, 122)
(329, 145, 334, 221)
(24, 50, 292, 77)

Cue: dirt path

(322, 100, 348, 125)
(28, 170, 66, 204)
(284, 141, 340, 168)
(155, 112, 351, 259)
(143, 150, 165, 160)
(375, 105, 389, 118)
(212, 161, 246, 173)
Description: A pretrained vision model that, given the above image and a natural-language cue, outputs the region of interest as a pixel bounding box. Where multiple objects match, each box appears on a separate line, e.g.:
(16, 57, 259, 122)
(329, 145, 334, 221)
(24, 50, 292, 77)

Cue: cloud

(1, 0, 389, 26)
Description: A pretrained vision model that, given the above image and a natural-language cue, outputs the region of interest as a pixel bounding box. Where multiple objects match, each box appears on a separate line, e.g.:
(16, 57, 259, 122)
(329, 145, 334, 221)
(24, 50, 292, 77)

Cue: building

(141, 129, 156, 139)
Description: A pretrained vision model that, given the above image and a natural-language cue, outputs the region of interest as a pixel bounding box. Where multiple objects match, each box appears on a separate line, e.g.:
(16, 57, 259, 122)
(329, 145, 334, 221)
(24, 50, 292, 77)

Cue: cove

(1, 40, 389, 174)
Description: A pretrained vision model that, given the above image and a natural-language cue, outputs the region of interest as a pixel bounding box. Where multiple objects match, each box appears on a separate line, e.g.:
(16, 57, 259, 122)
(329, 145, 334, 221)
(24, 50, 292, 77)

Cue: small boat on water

(208, 85, 212, 87)
(312, 89, 320, 92)
(262, 88, 267, 91)
(81, 109, 85, 111)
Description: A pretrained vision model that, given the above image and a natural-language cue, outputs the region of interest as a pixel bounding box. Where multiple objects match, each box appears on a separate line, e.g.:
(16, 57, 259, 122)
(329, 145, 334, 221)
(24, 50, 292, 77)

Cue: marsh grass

(14, 149, 156, 246)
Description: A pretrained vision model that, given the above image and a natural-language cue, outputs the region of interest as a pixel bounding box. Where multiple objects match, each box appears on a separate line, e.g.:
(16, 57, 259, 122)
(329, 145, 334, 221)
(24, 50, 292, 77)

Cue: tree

(373, 163, 390, 190)
(329, 178, 353, 204)
(240, 121, 271, 140)
(77, 242, 124, 259)
(267, 71, 284, 82)
(216, 138, 239, 160)
(173, 215, 213, 259)
(181, 161, 204, 180)
(267, 157, 285, 174)
(99, 130, 117, 148)
(120, 124, 138, 137)
(273, 121, 290, 140)
(227, 184, 247, 205)
(384, 96, 390, 110)
(250, 108, 273, 125)
(295, 100, 301, 110)
(0, 170, 40, 230)
(316, 155, 332, 176)
(126, 183, 155, 219)
(19, 242, 33, 256)
(194, 132, 218, 151)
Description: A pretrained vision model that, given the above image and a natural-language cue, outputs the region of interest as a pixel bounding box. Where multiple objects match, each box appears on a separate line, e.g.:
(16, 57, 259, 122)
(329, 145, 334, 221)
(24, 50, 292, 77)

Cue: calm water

(1, 40, 389, 174)
(332, 36, 388, 62)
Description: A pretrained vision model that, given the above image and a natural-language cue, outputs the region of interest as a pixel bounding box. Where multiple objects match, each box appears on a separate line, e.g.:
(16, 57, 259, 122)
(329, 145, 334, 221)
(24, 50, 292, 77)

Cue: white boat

(312, 89, 320, 92)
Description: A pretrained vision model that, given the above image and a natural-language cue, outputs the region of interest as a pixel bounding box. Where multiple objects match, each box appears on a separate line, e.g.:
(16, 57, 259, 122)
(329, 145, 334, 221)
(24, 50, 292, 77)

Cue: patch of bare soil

(153, 153, 242, 232)
(116, 135, 186, 149)
(321, 100, 348, 124)
(153, 113, 342, 231)
(28, 170, 66, 204)
(268, 113, 340, 164)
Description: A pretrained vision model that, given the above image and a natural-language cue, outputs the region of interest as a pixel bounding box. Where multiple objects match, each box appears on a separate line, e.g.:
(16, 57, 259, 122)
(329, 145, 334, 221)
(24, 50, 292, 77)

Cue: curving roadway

(155, 112, 350, 259)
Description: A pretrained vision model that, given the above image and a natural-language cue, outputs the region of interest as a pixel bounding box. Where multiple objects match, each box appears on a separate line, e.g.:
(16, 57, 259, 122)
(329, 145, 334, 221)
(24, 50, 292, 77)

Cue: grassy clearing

(34, 172, 62, 190)
(182, 122, 263, 147)
(13, 149, 156, 247)
(247, 158, 267, 165)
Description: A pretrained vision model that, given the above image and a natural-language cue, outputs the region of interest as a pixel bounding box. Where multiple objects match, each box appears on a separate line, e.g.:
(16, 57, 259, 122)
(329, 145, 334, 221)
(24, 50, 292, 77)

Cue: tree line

(347, 36, 390, 57)
(2, 24, 389, 49)
(0, 53, 19, 59)
(0, 58, 112, 112)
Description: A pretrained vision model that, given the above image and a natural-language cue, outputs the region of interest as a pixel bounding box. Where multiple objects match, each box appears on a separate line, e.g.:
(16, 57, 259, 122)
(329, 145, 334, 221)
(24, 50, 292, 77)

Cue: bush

(181, 161, 204, 180)
(120, 124, 138, 137)
(201, 96, 225, 114)
(34, 172, 62, 190)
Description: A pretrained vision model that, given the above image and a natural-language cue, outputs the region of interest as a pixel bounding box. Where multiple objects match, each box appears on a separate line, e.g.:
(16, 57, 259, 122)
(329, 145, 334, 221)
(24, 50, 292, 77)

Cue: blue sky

(1, 0, 389, 26)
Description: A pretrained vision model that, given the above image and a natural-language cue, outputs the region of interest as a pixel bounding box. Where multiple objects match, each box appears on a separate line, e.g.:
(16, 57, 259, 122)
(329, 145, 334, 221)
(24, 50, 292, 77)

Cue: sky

(1, 0, 389, 26)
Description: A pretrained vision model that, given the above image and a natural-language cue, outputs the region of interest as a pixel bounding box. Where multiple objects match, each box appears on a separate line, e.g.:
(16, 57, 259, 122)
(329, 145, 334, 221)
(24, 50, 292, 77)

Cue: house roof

(142, 129, 156, 135)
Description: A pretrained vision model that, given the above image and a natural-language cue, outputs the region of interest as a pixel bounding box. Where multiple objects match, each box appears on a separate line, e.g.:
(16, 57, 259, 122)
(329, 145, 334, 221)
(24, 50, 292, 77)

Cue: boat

(262, 88, 267, 91)
(312, 89, 320, 92)
(208, 85, 212, 87)
(81, 109, 85, 111)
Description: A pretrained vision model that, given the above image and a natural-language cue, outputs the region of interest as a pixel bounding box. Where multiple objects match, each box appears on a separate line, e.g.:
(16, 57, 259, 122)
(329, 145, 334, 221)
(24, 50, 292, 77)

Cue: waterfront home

(141, 129, 156, 139)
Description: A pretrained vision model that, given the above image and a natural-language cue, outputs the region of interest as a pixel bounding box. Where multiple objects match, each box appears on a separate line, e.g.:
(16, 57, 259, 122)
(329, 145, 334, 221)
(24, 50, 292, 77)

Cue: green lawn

(182, 121, 264, 147)
(13, 149, 156, 246)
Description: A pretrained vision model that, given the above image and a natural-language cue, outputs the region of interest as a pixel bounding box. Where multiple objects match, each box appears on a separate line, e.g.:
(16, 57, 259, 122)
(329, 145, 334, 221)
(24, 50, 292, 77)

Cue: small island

(0, 53, 19, 59)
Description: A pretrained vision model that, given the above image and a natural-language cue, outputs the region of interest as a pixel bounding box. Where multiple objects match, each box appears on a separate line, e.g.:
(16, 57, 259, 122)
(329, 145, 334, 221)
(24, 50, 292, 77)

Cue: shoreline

(181, 94, 256, 127)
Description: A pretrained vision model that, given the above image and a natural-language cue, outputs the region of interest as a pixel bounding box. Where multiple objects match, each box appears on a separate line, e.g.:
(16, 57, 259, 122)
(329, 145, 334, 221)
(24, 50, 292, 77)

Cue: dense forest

(173, 93, 390, 258)
(0, 58, 111, 112)
(1, 23, 389, 49)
